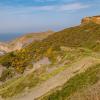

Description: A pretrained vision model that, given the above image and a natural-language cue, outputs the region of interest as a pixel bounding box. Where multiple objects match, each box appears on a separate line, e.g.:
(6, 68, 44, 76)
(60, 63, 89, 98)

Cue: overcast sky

(0, 0, 100, 34)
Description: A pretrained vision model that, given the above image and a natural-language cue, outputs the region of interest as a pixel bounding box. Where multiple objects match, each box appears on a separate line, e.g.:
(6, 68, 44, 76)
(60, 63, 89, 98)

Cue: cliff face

(81, 16, 100, 24)
(0, 42, 23, 53)
(0, 42, 9, 53)
(0, 31, 54, 53)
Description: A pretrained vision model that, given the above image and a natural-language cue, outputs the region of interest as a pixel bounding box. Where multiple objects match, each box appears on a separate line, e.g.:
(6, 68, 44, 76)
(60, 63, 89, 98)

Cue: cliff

(81, 15, 100, 24)
(0, 31, 54, 53)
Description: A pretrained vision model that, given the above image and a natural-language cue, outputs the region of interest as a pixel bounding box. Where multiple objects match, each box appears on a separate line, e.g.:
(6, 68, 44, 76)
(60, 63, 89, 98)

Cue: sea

(0, 33, 24, 42)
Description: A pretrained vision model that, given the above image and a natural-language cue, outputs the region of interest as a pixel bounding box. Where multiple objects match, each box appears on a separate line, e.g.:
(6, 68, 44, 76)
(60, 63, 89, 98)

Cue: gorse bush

(0, 68, 14, 82)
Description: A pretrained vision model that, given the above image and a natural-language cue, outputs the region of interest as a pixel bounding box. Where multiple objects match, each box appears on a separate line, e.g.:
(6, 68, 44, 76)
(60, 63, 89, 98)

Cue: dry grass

(68, 81, 100, 100)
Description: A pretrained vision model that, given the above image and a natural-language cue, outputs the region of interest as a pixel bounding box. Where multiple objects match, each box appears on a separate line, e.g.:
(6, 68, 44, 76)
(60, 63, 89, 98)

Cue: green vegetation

(0, 48, 90, 98)
(0, 68, 14, 82)
(0, 22, 100, 73)
(0, 22, 99, 97)
(0, 21, 99, 99)
(0, 64, 67, 98)
(40, 64, 100, 100)
(0, 72, 39, 98)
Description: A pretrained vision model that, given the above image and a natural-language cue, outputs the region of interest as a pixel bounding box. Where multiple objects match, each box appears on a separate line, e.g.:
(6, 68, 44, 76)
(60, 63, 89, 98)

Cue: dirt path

(10, 57, 100, 100)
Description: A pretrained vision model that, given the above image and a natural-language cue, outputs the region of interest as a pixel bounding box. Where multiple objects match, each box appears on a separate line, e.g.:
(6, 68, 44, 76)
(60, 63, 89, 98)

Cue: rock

(0, 51, 5, 56)
(0, 65, 5, 77)
(81, 15, 100, 24)
(33, 57, 51, 70)
(0, 96, 4, 100)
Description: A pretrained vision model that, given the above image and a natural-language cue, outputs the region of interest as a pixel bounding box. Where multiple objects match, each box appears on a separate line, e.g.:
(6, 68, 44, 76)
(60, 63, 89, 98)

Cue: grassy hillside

(24, 22, 100, 62)
(0, 22, 100, 73)
(0, 48, 90, 98)
(39, 64, 100, 100)
(42, 22, 100, 50)
(0, 21, 100, 99)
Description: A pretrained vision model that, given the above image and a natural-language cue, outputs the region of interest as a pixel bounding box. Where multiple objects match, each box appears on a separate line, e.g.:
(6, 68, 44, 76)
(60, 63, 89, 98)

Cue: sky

(0, 0, 100, 34)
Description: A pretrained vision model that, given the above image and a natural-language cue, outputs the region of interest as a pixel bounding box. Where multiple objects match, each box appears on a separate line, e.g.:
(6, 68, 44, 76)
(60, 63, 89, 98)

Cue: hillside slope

(0, 31, 54, 53)
(12, 57, 100, 100)
(0, 19, 100, 73)
(39, 63, 100, 100)
(0, 15, 100, 100)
